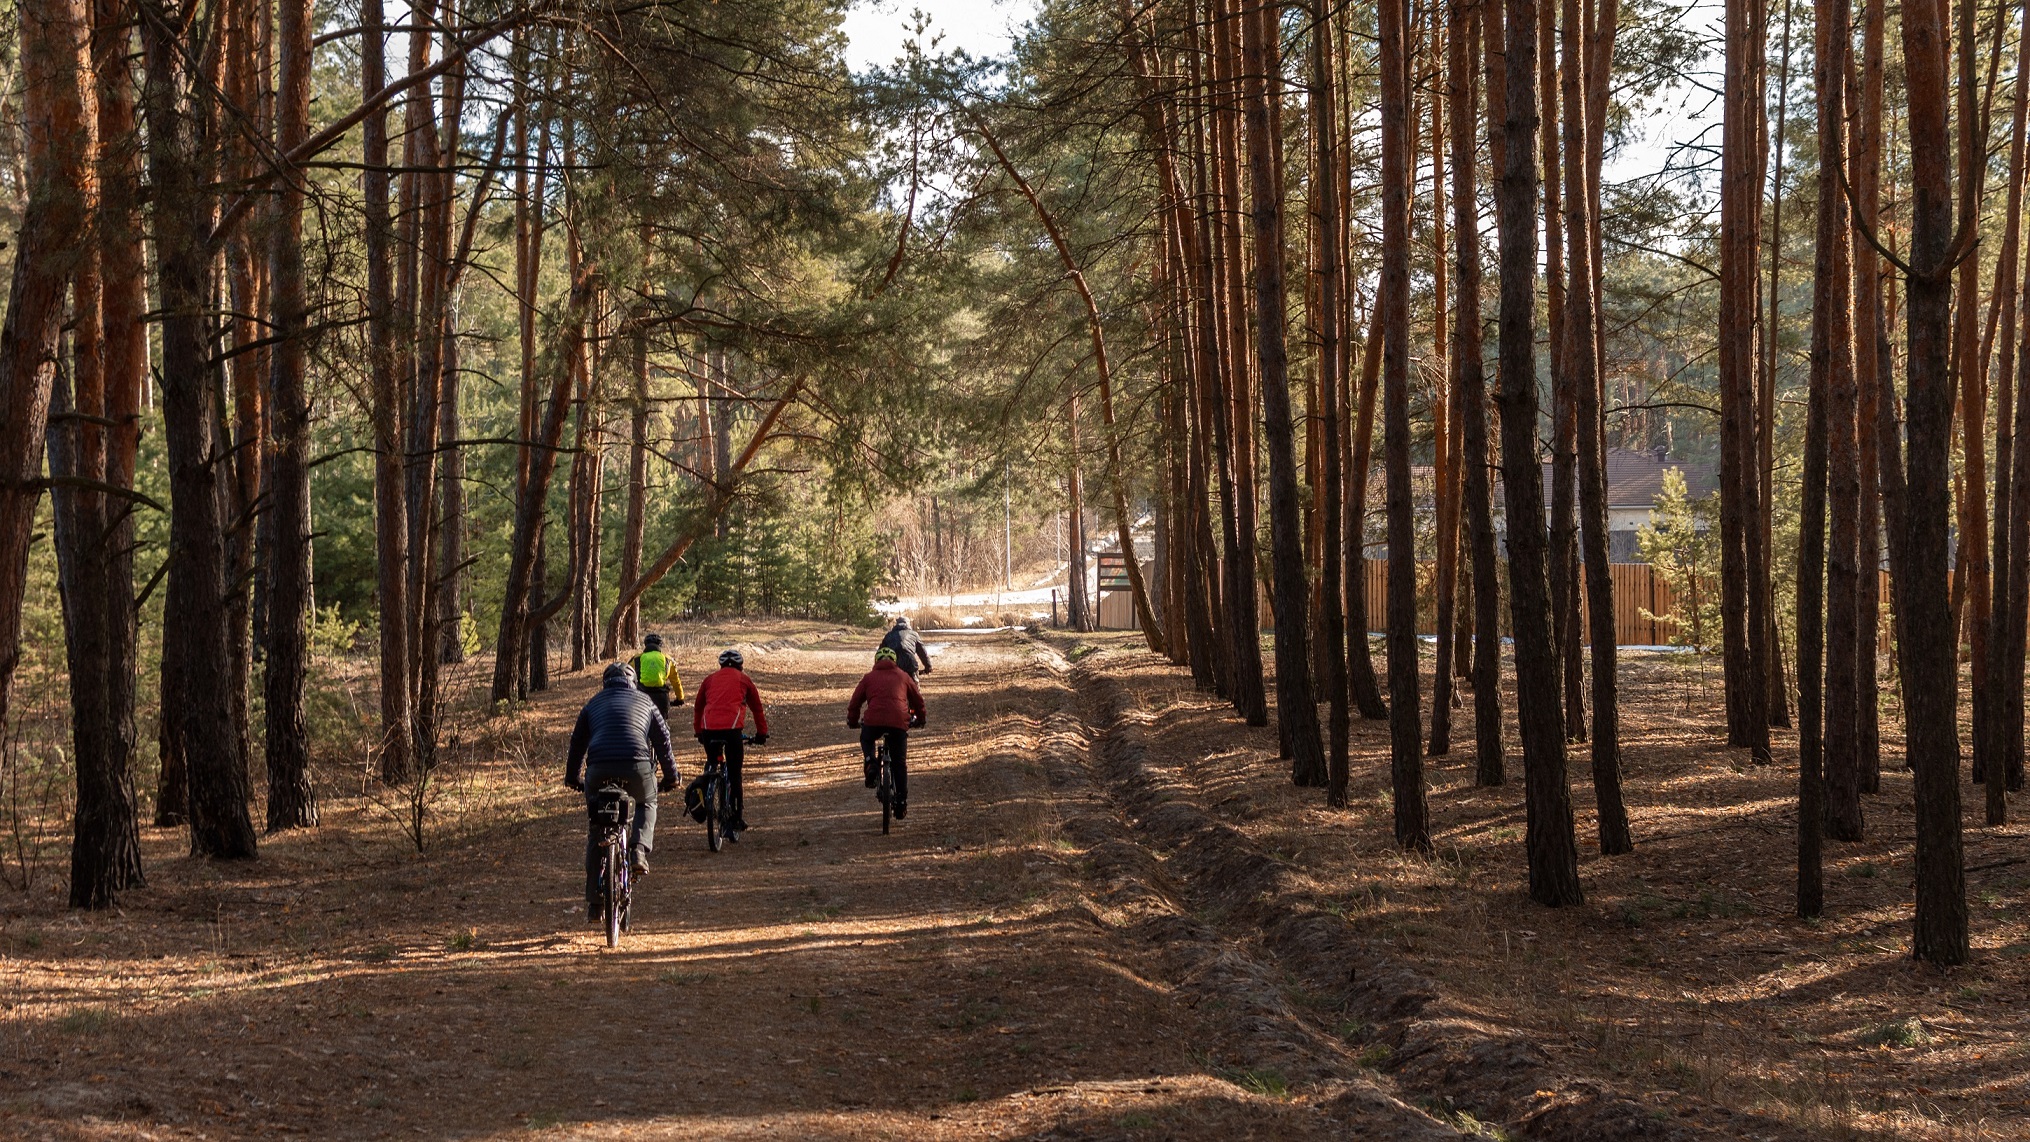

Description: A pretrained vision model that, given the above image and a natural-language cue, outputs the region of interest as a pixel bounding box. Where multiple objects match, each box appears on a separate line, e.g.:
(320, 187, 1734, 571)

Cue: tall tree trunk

(1899, 0, 1969, 965)
(1564, 0, 1630, 854)
(1213, 0, 1268, 725)
(1379, 0, 1428, 841)
(1459, 0, 1505, 787)
(1955, 0, 1993, 824)
(1309, 0, 1351, 804)
(0, 0, 97, 743)
(1801, 0, 1858, 914)
(363, 0, 412, 779)
(620, 280, 650, 651)
(1975, 0, 2030, 824)
(1239, 0, 1326, 786)
(49, 0, 143, 907)
(1497, 0, 1582, 904)
(1820, 0, 1864, 846)
(1854, 0, 1888, 792)
(1721, 0, 1772, 762)
(491, 271, 596, 703)
(264, 0, 315, 829)
(1541, 0, 1584, 742)
(1429, 4, 1459, 758)
(141, 0, 257, 858)
(2004, 0, 2030, 805)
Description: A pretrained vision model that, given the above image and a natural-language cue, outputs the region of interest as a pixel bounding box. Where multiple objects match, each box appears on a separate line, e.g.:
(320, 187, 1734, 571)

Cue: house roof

(1540, 447, 1718, 510)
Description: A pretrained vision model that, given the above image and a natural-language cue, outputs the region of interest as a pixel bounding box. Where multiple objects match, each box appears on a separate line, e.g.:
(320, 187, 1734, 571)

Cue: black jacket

(567, 674, 677, 786)
(879, 626, 932, 675)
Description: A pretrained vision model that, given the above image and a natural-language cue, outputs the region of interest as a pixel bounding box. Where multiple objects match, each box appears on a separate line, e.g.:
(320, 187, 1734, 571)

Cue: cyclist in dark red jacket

(847, 647, 925, 819)
(692, 649, 770, 838)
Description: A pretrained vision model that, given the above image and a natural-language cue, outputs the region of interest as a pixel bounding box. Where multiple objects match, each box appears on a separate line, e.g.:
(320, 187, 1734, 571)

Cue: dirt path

(0, 631, 1455, 1140)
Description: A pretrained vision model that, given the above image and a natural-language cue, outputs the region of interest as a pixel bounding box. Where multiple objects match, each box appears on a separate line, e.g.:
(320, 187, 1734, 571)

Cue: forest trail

(1, 631, 1455, 1141)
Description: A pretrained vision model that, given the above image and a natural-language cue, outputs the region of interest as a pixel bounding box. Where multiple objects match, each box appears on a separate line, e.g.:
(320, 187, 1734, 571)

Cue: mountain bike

(588, 783, 635, 948)
(694, 735, 751, 852)
(873, 738, 895, 835)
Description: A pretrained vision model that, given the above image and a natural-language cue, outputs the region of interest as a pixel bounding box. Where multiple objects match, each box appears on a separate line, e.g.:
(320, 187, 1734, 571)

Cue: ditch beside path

(1, 630, 1456, 1141)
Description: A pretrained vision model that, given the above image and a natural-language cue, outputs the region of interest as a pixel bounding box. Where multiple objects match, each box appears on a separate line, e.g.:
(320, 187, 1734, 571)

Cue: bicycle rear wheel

(604, 839, 624, 948)
(705, 775, 724, 852)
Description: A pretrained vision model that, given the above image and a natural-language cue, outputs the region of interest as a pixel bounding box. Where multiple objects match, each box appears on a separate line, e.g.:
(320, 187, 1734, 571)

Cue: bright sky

(840, 0, 1041, 73)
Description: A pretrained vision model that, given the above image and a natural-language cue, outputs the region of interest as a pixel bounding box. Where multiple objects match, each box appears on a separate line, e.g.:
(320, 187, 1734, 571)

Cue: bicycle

(873, 738, 895, 835)
(692, 734, 752, 852)
(588, 782, 635, 947)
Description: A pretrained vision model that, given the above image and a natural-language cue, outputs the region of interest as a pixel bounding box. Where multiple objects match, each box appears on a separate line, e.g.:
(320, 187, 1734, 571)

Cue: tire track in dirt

(1057, 640, 1826, 1142)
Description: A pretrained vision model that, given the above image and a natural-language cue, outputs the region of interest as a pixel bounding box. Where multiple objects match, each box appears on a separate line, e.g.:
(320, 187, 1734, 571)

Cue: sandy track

(0, 631, 1451, 1140)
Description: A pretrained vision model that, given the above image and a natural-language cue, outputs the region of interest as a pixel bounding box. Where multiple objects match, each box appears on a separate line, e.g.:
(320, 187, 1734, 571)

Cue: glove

(565, 777, 584, 792)
(658, 774, 677, 794)
(910, 715, 925, 729)
(847, 717, 860, 730)
(921, 665, 932, 675)
(751, 734, 768, 746)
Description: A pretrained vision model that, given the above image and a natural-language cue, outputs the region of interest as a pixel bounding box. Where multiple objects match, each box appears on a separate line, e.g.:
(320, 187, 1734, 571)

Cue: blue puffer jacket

(567, 665, 677, 786)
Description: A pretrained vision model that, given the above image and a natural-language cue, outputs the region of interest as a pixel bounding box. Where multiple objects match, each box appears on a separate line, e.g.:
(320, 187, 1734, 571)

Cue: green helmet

(875, 647, 898, 664)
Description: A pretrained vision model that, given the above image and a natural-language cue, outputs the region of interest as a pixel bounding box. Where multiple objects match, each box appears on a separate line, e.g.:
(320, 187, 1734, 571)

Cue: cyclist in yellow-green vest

(629, 633, 685, 719)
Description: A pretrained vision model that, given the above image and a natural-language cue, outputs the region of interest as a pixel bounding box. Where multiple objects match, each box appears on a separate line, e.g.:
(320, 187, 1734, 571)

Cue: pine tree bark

(1457, 0, 1505, 786)
(1380, 0, 1428, 841)
(362, 0, 413, 779)
(1428, 5, 1459, 759)
(1899, 0, 1969, 965)
(1497, 0, 1582, 904)
(264, 0, 316, 829)
(0, 0, 97, 744)
(1563, 0, 1630, 854)
(1309, 0, 1351, 803)
(1854, 0, 1888, 792)
(47, 0, 144, 907)
(1820, 0, 1864, 845)
(1541, 0, 1584, 742)
(1211, 0, 1268, 725)
(142, 0, 257, 858)
(1720, 0, 1771, 762)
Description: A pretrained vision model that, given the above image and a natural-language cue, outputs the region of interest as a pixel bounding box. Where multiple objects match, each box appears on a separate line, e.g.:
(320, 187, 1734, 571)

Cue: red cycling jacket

(693, 667, 770, 736)
(847, 659, 925, 730)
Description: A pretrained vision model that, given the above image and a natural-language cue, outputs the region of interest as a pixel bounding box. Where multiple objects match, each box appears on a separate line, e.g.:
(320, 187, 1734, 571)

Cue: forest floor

(1, 623, 2025, 1140)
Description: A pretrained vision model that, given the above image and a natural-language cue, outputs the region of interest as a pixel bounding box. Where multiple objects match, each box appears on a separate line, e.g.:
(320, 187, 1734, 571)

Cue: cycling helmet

(603, 662, 635, 685)
(875, 647, 898, 664)
(643, 633, 663, 650)
(719, 648, 744, 669)
(893, 615, 910, 628)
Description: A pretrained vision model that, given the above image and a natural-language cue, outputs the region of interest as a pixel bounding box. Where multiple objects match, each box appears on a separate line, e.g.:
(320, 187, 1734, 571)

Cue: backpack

(636, 650, 669, 689)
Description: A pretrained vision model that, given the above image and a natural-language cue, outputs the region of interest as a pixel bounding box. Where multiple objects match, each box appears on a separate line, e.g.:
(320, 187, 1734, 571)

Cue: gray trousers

(584, 761, 657, 898)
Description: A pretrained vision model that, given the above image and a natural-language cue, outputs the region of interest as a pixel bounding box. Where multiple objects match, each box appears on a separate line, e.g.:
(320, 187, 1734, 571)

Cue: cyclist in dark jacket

(566, 663, 677, 916)
(878, 615, 933, 677)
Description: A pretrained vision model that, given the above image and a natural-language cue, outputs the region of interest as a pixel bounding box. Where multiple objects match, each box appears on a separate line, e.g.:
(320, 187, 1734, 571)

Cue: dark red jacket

(693, 667, 769, 736)
(847, 660, 925, 730)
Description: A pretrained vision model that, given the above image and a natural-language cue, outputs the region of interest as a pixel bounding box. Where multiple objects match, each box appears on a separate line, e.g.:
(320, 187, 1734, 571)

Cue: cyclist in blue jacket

(566, 663, 678, 920)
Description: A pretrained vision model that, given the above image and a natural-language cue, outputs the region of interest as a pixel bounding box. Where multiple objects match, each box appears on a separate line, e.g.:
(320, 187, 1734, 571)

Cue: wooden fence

(1105, 560, 1897, 652)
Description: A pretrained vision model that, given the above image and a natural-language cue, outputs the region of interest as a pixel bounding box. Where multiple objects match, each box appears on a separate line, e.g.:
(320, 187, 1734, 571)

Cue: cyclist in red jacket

(847, 647, 925, 820)
(692, 649, 770, 839)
